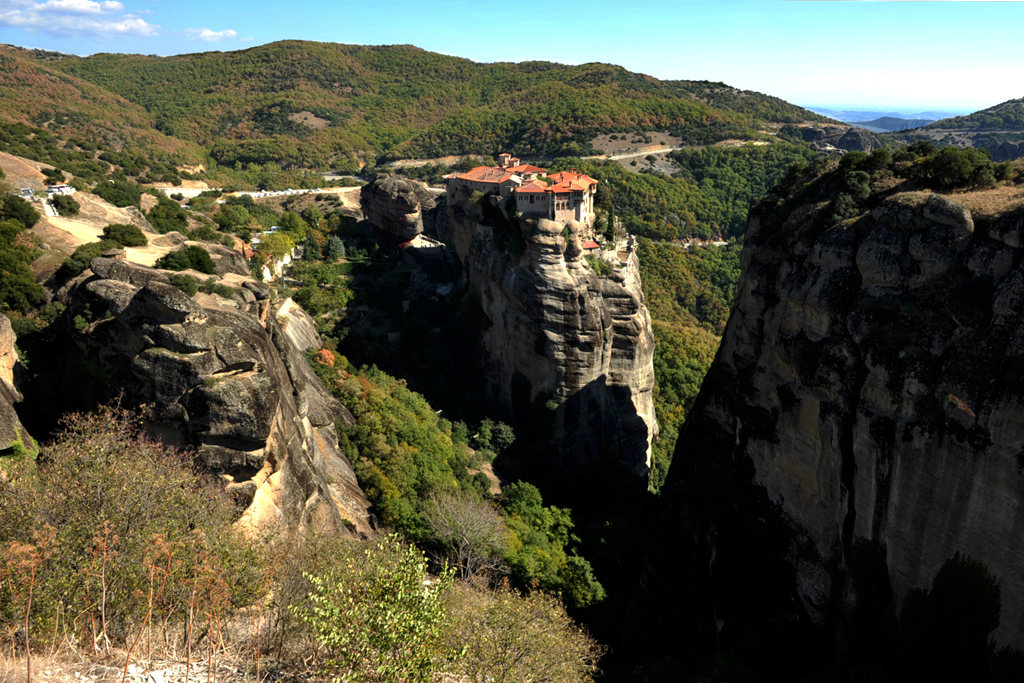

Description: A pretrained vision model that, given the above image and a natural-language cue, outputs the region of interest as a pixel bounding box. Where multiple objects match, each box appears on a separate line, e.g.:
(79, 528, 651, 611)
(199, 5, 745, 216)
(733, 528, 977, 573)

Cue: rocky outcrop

(444, 183, 657, 479)
(276, 297, 323, 352)
(0, 314, 33, 456)
(60, 257, 372, 534)
(645, 186, 1024, 660)
(361, 175, 438, 243)
(799, 124, 883, 153)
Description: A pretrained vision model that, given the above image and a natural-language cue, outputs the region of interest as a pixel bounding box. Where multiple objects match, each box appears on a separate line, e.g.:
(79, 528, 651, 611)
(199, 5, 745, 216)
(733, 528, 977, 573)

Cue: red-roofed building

(497, 153, 520, 168)
(447, 154, 599, 226)
(582, 240, 601, 251)
(444, 165, 522, 197)
(506, 163, 546, 181)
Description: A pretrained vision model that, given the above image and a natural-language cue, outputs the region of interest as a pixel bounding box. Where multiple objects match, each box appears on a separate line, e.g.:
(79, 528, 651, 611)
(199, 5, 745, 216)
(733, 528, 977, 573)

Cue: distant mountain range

(854, 117, 935, 133)
(808, 107, 962, 123)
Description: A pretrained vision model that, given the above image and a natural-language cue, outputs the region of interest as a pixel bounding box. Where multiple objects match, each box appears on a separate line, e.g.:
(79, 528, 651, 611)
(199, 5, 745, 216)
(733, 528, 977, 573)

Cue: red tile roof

(507, 163, 547, 174)
(548, 170, 598, 187)
(450, 166, 518, 184)
(517, 179, 550, 193)
(582, 240, 601, 250)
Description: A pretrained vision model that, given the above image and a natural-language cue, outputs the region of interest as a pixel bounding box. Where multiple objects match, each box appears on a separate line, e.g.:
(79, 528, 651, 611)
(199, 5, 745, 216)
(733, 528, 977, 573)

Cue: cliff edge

(442, 179, 657, 479)
(55, 257, 372, 535)
(642, 170, 1024, 667)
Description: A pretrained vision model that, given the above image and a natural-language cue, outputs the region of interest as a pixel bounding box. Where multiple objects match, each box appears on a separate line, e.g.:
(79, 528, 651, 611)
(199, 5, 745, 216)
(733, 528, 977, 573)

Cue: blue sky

(0, 0, 1021, 114)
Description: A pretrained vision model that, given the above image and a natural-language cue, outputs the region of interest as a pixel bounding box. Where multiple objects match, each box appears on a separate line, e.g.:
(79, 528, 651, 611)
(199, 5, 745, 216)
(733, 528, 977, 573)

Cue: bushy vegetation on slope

(545, 142, 815, 241)
(48, 41, 822, 170)
(308, 351, 606, 609)
(637, 239, 741, 489)
(0, 193, 45, 314)
(925, 99, 1024, 132)
(0, 406, 602, 682)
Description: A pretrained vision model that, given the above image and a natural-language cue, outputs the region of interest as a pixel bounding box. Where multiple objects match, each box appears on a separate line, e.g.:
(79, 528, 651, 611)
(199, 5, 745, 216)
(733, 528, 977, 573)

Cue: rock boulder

(59, 258, 372, 534)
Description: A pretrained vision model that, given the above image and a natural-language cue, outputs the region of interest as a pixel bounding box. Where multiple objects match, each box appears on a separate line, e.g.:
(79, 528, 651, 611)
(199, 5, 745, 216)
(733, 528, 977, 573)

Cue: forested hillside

(0, 46, 202, 168)
(926, 98, 1024, 132)
(42, 41, 824, 171)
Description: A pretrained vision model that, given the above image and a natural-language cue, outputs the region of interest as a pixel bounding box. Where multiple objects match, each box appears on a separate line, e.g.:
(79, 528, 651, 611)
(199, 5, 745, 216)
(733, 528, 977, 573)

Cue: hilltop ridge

(0, 40, 826, 172)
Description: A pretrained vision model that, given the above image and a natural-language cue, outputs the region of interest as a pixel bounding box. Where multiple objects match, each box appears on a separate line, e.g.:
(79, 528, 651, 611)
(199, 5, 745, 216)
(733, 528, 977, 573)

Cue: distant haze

(806, 108, 967, 124)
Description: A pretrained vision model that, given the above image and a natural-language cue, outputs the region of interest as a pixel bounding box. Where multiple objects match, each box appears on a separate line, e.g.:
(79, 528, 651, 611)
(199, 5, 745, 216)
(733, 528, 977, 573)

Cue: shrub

(102, 223, 147, 247)
(59, 239, 120, 278)
(167, 273, 199, 296)
(188, 223, 219, 242)
(444, 581, 604, 682)
(50, 194, 80, 217)
(93, 177, 142, 208)
(0, 406, 260, 655)
(291, 534, 454, 682)
(42, 168, 64, 184)
(585, 255, 613, 277)
(1, 195, 40, 229)
(199, 277, 234, 299)
(154, 245, 215, 274)
(147, 196, 189, 233)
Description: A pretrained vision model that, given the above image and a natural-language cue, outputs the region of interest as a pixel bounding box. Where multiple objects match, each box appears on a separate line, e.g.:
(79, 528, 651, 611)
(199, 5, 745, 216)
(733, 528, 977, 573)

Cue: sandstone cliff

(0, 314, 33, 457)
(360, 174, 438, 243)
(645, 179, 1024, 661)
(58, 257, 371, 534)
(443, 181, 657, 478)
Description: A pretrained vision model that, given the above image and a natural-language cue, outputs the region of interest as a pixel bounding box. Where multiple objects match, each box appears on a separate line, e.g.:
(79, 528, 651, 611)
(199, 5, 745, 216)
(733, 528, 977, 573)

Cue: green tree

(0, 218, 45, 312)
(293, 534, 454, 682)
(256, 231, 295, 260)
(443, 582, 604, 682)
(1, 195, 40, 229)
(93, 177, 142, 208)
(147, 196, 189, 233)
(101, 223, 147, 247)
(326, 235, 346, 260)
(154, 245, 215, 274)
(50, 194, 80, 217)
(59, 239, 120, 278)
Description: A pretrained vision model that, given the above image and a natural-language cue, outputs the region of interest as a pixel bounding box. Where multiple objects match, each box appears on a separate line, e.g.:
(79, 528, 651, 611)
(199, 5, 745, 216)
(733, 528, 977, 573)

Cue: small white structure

(46, 184, 76, 196)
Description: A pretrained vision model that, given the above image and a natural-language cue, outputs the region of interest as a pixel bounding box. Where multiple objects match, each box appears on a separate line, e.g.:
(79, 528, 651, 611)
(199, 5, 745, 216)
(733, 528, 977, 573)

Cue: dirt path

(595, 146, 687, 161)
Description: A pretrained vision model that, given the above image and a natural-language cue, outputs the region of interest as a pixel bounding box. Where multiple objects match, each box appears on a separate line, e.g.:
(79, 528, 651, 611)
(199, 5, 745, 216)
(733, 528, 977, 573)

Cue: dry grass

(588, 130, 682, 156)
(0, 152, 49, 190)
(948, 183, 1024, 221)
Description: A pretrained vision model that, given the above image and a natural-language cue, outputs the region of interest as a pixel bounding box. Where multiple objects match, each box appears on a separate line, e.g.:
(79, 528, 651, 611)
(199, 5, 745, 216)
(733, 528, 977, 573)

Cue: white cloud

(0, 0, 157, 37)
(186, 27, 238, 42)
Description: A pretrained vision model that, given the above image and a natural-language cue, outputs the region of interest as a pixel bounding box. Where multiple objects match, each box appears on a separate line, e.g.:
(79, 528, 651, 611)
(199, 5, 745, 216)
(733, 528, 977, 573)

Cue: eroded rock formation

(646, 186, 1024, 660)
(799, 124, 883, 153)
(0, 314, 32, 455)
(444, 183, 657, 479)
(60, 258, 371, 534)
(361, 175, 438, 243)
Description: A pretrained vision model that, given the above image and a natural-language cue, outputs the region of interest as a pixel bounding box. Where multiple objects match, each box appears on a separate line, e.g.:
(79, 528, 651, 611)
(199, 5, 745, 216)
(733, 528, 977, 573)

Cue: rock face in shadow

(0, 314, 33, 455)
(361, 175, 438, 243)
(444, 183, 657, 480)
(644, 187, 1024, 662)
(59, 258, 372, 534)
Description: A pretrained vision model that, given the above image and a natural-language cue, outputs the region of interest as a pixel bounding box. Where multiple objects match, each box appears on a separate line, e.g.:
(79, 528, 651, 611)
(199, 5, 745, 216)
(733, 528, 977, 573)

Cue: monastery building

(445, 153, 598, 226)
